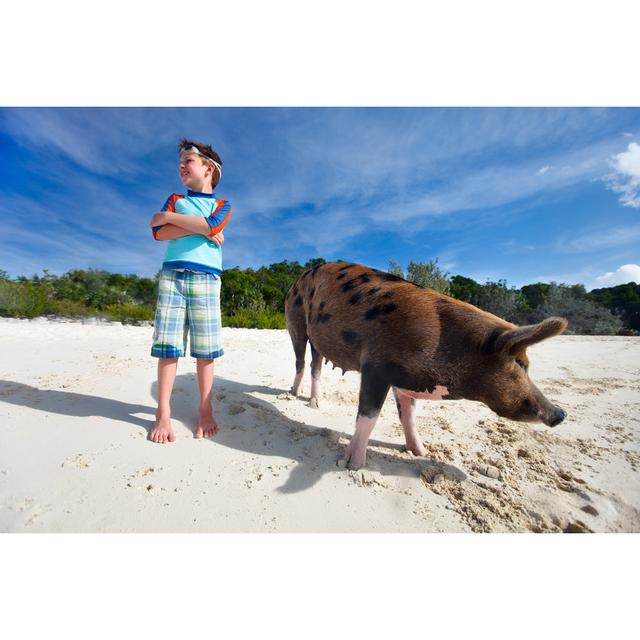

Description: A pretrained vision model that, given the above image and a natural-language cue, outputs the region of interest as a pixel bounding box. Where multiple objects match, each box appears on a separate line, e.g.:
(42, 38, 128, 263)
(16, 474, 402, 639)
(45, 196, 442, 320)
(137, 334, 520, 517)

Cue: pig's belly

(396, 385, 450, 400)
(307, 329, 362, 373)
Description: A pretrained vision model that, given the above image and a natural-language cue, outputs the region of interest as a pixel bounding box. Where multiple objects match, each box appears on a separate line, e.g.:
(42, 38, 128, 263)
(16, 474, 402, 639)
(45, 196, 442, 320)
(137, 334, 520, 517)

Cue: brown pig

(284, 261, 568, 470)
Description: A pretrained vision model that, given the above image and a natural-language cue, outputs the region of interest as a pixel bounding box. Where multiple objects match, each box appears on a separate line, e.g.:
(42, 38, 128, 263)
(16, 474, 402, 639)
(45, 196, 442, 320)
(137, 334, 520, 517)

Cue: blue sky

(1, 107, 639, 290)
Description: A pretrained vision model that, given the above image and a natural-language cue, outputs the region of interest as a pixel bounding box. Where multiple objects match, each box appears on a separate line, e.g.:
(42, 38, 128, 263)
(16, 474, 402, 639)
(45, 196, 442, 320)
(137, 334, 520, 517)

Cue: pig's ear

(496, 317, 568, 355)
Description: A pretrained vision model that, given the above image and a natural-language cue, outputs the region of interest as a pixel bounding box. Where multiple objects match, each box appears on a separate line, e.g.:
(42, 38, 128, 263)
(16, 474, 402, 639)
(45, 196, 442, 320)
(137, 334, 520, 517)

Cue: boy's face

(179, 152, 213, 190)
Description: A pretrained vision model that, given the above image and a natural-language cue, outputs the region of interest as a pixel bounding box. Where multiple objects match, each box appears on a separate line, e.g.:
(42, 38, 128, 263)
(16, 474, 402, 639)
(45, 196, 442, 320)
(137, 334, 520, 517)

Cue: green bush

(1, 261, 637, 334)
(44, 299, 93, 317)
(223, 308, 286, 329)
(102, 303, 155, 323)
(0, 280, 48, 318)
(528, 284, 623, 335)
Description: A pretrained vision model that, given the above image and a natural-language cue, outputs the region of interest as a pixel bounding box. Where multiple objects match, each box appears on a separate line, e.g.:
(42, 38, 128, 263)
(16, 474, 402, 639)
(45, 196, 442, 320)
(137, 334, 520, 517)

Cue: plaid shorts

(151, 268, 224, 359)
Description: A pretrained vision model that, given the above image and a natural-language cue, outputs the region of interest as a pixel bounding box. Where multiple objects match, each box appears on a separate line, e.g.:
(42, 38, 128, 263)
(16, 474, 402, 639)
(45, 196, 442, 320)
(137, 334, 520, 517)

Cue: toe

(168, 431, 176, 442)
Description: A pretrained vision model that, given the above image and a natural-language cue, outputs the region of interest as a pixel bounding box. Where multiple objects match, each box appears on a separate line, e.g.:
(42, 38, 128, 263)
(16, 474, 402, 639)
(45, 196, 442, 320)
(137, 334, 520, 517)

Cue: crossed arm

(150, 211, 224, 245)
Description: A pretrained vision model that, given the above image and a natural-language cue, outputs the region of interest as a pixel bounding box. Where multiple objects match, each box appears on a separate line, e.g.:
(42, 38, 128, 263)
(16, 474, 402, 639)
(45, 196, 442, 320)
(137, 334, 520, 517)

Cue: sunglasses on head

(179, 145, 223, 178)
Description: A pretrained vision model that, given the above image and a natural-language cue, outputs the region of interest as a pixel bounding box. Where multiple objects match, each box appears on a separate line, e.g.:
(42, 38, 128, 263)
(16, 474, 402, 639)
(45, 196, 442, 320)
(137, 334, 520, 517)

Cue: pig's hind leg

(392, 387, 426, 457)
(342, 364, 391, 470)
(308, 342, 323, 408)
(288, 327, 307, 397)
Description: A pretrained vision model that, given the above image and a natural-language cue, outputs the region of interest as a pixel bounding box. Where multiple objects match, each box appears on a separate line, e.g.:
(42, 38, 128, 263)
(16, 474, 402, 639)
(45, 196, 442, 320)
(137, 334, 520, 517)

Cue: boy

(148, 138, 231, 443)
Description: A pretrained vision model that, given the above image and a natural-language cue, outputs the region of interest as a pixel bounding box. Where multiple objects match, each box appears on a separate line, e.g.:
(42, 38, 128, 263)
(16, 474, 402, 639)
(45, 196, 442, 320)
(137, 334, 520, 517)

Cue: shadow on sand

(0, 375, 466, 494)
(0, 379, 156, 433)
(157, 374, 467, 493)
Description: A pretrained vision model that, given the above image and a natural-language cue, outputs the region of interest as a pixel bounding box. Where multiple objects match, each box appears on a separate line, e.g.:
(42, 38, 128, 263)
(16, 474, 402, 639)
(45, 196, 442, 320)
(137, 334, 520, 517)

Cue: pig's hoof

(405, 441, 426, 457)
(338, 454, 366, 471)
(308, 397, 319, 409)
(344, 453, 366, 470)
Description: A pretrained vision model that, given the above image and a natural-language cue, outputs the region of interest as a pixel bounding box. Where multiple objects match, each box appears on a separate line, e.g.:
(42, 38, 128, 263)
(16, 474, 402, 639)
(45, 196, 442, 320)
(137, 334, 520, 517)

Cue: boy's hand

(211, 232, 225, 246)
(150, 212, 169, 228)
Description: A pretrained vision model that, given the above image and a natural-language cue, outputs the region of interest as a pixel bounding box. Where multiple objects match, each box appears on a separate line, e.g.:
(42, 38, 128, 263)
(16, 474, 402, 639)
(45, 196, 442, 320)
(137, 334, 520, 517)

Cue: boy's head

(177, 138, 223, 192)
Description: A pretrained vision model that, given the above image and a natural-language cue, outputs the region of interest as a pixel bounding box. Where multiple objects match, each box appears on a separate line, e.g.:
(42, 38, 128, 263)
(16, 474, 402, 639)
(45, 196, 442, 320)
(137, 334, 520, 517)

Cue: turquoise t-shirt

(152, 190, 232, 275)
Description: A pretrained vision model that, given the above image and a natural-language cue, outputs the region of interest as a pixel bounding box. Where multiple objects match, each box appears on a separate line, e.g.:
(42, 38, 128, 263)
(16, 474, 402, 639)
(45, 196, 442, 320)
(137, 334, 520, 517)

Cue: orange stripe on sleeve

(208, 200, 231, 237)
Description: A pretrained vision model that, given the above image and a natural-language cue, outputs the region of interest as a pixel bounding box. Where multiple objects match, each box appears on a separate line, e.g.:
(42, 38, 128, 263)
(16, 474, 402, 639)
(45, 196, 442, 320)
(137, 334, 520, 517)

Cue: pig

(284, 261, 568, 470)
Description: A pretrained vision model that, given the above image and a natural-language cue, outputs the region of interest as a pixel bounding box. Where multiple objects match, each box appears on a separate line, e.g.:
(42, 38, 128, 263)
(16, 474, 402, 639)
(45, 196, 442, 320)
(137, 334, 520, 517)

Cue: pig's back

(285, 262, 441, 374)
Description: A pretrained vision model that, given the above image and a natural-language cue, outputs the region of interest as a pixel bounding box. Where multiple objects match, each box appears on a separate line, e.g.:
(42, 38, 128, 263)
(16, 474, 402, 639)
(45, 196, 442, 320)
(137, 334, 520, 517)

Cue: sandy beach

(0, 318, 638, 533)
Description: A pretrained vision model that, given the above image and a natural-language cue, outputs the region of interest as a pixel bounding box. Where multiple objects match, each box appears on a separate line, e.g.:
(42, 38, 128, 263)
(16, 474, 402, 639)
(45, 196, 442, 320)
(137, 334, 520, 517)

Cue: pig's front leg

(342, 415, 379, 470)
(341, 364, 390, 470)
(393, 387, 425, 457)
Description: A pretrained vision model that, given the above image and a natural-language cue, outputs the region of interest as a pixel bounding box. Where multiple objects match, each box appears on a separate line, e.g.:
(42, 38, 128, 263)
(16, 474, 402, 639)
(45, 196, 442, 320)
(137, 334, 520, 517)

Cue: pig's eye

(516, 359, 527, 371)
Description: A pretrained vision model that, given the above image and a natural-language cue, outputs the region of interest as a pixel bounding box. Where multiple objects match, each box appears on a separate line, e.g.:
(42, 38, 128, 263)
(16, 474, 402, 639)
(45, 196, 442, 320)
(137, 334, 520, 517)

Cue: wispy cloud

(560, 224, 640, 253)
(2, 107, 640, 281)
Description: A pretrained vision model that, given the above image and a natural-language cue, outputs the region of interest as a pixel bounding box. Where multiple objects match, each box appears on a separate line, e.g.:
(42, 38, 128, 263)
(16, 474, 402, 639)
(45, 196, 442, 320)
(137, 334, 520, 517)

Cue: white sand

(0, 318, 638, 532)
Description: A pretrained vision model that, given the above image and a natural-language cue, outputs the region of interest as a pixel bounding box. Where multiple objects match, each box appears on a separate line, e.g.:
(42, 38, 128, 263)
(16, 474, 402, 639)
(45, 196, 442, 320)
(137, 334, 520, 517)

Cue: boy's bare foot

(196, 409, 219, 439)
(150, 413, 176, 444)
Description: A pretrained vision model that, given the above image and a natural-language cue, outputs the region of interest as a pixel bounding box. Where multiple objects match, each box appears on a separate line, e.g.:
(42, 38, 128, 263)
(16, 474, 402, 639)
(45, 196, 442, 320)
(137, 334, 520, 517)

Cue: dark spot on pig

(309, 302, 314, 314)
(310, 287, 315, 299)
(341, 330, 359, 344)
(359, 274, 372, 284)
(311, 267, 320, 279)
(382, 291, 393, 298)
(318, 301, 326, 311)
(349, 291, 363, 305)
(336, 273, 347, 281)
(378, 273, 404, 282)
(367, 287, 381, 296)
(317, 313, 332, 323)
(294, 295, 303, 307)
(364, 303, 397, 320)
(341, 278, 358, 292)
(337, 264, 353, 272)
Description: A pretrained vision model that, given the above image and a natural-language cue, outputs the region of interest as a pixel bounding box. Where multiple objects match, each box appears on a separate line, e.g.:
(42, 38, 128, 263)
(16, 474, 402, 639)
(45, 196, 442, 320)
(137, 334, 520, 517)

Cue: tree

(589, 282, 640, 331)
(220, 269, 265, 315)
(529, 283, 623, 335)
(521, 283, 551, 310)
(304, 258, 327, 270)
(471, 280, 526, 322)
(406, 259, 451, 294)
(450, 275, 482, 303)
(388, 260, 404, 278)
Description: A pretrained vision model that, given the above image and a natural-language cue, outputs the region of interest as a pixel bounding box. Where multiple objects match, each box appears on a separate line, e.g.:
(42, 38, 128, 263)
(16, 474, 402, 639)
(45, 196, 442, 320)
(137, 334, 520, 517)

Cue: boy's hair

(178, 138, 223, 190)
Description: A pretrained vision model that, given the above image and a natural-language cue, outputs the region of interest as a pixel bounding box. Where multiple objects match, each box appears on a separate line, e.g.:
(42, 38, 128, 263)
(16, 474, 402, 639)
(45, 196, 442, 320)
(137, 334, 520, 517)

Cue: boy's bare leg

(150, 357, 178, 443)
(195, 358, 219, 438)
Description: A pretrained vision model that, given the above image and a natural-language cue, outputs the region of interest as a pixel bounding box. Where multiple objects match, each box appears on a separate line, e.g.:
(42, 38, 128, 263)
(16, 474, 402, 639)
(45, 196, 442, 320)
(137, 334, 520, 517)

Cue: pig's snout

(542, 405, 566, 427)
